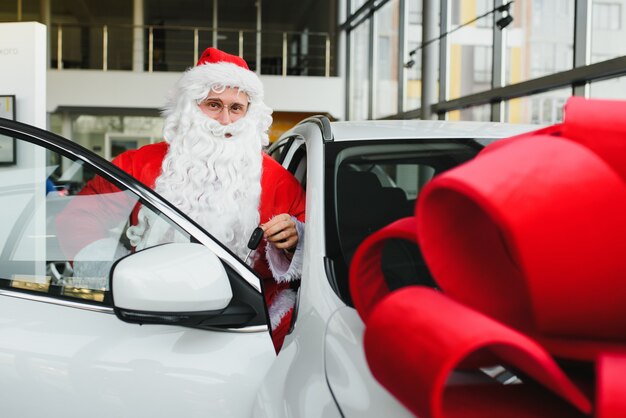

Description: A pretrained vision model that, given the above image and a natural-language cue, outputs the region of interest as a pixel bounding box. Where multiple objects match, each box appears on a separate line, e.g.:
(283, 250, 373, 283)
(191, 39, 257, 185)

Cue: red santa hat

(175, 47, 264, 104)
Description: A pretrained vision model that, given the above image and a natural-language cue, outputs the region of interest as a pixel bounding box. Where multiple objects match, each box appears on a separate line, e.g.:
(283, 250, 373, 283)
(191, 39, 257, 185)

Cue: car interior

(328, 140, 481, 305)
(268, 136, 483, 307)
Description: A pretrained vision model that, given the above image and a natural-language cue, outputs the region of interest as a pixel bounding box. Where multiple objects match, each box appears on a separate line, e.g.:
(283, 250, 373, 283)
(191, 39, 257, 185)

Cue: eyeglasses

(199, 98, 248, 116)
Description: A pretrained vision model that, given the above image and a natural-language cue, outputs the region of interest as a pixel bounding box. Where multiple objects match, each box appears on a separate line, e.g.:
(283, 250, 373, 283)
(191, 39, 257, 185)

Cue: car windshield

(325, 138, 490, 305)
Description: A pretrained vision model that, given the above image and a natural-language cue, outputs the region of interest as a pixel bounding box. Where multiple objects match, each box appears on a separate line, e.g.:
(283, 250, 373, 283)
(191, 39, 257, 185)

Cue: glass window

(590, 75, 626, 99)
(408, 0, 422, 25)
(349, 21, 371, 120)
(593, 2, 622, 30)
(476, 0, 493, 28)
(351, 0, 368, 14)
(48, 114, 163, 161)
(325, 139, 486, 304)
(590, 1, 626, 63)
(0, 134, 190, 305)
(506, 0, 574, 85)
(374, 0, 400, 118)
(451, 0, 461, 25)
(474, 45, 492, 83)
(504, 88, 571, 124)
(448, 2, 494, 99)
(266, 136, 294, 164)
(448, 103, 492, 121)
(404, 41, 422, 111)
(403, 0, 434, 111)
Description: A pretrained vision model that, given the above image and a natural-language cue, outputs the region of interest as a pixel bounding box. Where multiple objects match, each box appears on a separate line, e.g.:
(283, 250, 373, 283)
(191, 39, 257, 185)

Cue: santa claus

(68, 47, 306, 352)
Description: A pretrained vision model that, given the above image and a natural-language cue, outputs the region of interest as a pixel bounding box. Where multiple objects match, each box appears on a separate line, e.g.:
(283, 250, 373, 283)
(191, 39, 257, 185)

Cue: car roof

(327, 119, 541, 142)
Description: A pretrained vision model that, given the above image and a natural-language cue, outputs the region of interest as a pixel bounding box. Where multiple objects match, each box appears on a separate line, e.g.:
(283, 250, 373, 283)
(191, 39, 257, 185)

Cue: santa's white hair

(127, 60, 273, 260)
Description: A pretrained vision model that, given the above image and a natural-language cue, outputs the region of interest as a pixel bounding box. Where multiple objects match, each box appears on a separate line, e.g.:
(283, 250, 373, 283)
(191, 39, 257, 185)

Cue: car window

(286, 144, 307, 188)
(0, 135, 190, 306)
(325, 139, 481, 305)
(269, 136, 307, 187)
(266, 136, 295, 164)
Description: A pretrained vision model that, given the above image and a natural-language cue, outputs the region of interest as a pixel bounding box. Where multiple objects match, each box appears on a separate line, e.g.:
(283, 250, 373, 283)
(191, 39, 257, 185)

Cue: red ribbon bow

(349, 97, 626, 418)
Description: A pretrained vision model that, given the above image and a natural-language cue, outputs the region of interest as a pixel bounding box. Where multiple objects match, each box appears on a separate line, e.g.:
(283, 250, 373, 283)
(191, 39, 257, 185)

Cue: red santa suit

(77, 142, 305, 351)
(60, 47, 306, 353)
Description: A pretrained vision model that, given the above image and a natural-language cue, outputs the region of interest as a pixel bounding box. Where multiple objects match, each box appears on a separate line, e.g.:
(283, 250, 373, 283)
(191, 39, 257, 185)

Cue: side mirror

(111, 243, 233, 326)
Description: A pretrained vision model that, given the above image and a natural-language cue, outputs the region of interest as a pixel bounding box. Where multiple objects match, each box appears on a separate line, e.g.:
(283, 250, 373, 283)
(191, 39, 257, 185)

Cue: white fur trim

(265, 218, 305, 283)
(171, 61, 263, 105)
(269, 288, 297, 330)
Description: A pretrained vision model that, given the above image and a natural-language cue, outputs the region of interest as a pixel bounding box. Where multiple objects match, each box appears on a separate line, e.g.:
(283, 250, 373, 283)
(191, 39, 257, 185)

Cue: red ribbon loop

(349, 97, 626, 417)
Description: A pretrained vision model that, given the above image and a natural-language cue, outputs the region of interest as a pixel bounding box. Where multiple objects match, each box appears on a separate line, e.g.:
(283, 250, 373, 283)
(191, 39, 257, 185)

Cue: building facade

(343, 0, 626, 124)
(2, 0, 626, 158)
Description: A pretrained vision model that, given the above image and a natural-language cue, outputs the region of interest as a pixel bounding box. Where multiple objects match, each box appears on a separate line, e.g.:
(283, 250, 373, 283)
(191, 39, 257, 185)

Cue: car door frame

(0, 118, 276, 418)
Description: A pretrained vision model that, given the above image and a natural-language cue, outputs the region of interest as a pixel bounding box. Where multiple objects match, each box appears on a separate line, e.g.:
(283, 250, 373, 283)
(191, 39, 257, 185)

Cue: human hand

(261, 214, 299, 253)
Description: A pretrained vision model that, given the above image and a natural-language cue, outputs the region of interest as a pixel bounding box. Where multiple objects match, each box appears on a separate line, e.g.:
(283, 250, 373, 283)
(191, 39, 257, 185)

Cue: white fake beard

(127, 108, 263, 260)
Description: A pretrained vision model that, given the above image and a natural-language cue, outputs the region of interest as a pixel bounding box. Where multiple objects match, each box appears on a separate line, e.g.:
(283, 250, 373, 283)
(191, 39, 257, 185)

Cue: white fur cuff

(268, 288, 297, 330)
(73, 237, 131, 289)
(265, 218, 305, 283)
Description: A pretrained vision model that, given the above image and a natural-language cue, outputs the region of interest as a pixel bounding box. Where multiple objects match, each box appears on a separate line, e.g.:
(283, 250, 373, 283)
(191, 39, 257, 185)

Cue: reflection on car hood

(329, 120, 541, 142)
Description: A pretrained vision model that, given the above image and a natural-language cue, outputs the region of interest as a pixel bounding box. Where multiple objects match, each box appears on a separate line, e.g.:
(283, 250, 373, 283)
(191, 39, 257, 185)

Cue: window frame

(0, 119, 264, 325)
(323, 137, 486, 305)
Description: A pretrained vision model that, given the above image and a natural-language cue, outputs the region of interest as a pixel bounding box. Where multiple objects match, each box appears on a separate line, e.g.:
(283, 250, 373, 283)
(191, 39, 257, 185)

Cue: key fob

(247, 226, 264, 250)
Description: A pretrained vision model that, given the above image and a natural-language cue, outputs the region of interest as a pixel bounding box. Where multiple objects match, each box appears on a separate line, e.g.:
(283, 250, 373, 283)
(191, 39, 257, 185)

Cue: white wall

(47, 70, 345, 120)
(261, 75, 344, 119)
(0, 22, 47, 276)
(0, 22, 47, 127)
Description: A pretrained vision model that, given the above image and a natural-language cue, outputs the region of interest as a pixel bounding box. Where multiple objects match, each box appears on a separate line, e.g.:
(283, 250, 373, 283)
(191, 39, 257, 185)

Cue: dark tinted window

(324, 139, 482, 305)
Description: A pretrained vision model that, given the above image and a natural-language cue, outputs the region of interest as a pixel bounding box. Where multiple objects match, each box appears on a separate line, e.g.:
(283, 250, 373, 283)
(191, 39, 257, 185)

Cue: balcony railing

(50, 23, 334, 77)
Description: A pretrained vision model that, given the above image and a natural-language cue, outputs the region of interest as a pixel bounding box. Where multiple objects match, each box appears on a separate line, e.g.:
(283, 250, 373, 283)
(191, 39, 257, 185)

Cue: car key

(244, 226, 264, 263)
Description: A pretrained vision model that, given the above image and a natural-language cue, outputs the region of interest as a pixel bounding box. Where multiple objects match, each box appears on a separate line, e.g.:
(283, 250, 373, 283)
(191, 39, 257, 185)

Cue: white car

(0, 116, 537, 418)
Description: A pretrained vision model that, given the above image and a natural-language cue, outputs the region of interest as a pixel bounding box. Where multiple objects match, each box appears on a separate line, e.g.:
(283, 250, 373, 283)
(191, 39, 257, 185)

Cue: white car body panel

(0, 293, 275, 418)
(329, 119, 539, 141)
(325, 307, 413, 417)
